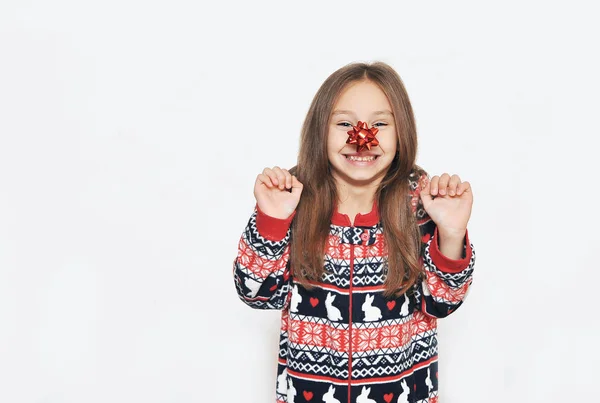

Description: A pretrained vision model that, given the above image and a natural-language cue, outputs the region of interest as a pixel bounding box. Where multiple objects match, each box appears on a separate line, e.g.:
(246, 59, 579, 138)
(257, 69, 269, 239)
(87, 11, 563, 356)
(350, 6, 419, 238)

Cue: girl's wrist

(437, 227, 466, 241)
(436, 228, 467, 261)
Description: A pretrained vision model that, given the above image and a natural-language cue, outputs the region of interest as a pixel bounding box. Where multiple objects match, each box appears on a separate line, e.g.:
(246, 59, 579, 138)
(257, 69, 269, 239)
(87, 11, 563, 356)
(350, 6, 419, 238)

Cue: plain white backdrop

(1, 1, 598, 402)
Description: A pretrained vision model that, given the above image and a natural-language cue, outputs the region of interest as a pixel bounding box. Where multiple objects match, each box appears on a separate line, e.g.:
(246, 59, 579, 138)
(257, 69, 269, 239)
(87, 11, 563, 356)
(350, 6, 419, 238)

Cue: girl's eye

(337, 122, 387, 128)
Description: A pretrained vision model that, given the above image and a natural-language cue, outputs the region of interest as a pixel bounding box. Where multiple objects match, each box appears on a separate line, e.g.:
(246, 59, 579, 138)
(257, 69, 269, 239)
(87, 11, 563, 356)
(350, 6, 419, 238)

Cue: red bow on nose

(346, 121, 379, 152)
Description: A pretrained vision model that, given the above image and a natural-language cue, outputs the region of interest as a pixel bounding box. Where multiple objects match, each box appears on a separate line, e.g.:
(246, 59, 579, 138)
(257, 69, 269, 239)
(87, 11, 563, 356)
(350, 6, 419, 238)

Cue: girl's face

(327, 80, 397, 188)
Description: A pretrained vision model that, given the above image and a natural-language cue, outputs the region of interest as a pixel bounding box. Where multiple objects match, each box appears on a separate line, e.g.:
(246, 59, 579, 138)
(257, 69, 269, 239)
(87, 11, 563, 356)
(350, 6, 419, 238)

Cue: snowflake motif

(255, 259, 276, 279)
(327, 327, 348, 351)
(288, 319, 304, 343)
(327, 238, 351, 260)
(239, 244, 280, 278)
(413, 311, 437, 334)
(302, 322, 324, 346)
(339, 243, 352, 260)
(355, 328, 379, 351)
(238, 241, 255, 266)
(426, 272, 468, 304)
(327, 236, 339, 253)
(380, 326, 402, 348)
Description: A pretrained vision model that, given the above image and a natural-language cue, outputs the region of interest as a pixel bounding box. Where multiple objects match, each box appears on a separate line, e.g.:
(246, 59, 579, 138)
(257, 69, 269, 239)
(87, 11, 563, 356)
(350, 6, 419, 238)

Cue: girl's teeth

(346, 155, 376, 162)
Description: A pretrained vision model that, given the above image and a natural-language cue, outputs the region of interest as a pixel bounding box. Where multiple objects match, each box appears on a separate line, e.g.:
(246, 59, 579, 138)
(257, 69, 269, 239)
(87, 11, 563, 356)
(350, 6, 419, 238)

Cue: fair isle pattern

(233, 210, 291, 310)
(423, 240, 476, 288)
(234, 170, 476, 403)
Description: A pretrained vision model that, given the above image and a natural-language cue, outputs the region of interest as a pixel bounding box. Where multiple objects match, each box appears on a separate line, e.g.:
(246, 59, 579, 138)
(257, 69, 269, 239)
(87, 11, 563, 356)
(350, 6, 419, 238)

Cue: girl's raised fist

(254, 166, 303, 219)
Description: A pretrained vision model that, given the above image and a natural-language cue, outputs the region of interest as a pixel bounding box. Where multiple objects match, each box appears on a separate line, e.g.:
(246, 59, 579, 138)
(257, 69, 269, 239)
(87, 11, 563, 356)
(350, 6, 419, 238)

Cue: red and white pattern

(233, 169, 476, 403)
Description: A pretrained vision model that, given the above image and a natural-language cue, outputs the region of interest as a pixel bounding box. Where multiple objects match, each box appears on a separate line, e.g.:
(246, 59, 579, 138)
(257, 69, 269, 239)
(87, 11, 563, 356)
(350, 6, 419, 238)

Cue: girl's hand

(254, 166, 303, 219)
(419, 173, 473, 238)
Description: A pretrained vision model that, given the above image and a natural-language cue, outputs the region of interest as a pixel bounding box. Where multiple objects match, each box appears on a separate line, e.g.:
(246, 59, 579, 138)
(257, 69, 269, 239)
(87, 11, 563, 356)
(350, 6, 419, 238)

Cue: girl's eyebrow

(372, 110, 393, 116)
(331, 110, 393, 117)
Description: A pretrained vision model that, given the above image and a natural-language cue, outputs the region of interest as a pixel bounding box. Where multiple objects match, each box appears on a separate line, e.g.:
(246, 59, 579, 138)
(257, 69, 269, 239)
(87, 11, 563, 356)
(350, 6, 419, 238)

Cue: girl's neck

(335, 182, 378, 225)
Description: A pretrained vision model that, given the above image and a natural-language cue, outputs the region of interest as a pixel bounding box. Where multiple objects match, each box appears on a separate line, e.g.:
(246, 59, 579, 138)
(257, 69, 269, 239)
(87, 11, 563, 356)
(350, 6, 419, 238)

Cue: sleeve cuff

(255, 204, 296, 241)
(429, 227, 472, 273)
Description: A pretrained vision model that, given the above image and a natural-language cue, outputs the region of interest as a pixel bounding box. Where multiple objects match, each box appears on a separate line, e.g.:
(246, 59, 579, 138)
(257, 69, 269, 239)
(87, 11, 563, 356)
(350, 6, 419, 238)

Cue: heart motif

(303, 391, 313, 401)
(310, 297, 319, 307)
(386, 301, 396, 310)
(422, 233, 431, 243)
(384, 393, 394, 403)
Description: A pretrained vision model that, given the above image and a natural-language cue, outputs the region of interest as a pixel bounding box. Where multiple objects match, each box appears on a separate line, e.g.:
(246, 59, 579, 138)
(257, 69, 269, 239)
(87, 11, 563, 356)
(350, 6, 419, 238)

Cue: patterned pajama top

(233, 170, 476, 403)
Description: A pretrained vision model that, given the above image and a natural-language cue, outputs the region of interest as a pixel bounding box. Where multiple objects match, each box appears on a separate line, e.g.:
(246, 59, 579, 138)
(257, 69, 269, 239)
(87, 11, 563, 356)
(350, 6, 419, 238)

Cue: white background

(1, 1, 598, 402)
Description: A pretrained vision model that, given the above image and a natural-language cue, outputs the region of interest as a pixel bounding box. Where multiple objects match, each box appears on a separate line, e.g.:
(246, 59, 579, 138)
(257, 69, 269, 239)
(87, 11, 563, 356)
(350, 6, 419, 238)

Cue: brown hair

(289, 61, 424, 298)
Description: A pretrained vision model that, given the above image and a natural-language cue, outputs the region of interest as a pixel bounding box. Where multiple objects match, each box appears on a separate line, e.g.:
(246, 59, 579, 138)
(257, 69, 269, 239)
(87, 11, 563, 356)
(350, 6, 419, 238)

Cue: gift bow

(346, 121, 379, 152)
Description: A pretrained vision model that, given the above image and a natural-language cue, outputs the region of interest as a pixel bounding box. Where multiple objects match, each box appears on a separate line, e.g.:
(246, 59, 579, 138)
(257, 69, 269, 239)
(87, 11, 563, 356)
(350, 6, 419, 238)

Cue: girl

(233, 61, 475, 403)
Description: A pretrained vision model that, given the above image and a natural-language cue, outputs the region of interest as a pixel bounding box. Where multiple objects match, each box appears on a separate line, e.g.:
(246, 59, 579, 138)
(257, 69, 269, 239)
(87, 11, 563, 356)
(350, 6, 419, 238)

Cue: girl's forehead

(333, 81, 393, 112)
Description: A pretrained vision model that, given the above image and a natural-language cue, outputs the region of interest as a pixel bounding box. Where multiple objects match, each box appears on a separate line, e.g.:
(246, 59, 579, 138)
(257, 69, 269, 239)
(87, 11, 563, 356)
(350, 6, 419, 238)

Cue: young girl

(233, 61, 475, 403)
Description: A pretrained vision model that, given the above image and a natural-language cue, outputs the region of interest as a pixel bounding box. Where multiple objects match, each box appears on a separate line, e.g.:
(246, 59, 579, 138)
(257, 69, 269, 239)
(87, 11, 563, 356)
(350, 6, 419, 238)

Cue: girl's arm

(417, 219, 475, 318)
(233, 205, 295, 310)
(411, 171, 476, 318)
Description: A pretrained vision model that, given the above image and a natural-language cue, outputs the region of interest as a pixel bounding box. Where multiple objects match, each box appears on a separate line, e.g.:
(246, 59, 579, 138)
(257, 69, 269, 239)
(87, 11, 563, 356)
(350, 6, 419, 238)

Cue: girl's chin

(333, 168, 384, 185)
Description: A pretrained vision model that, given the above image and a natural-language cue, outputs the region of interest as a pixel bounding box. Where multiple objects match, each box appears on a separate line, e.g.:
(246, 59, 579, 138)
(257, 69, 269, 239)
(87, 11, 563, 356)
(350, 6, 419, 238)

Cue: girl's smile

(342, 152, 380, 165)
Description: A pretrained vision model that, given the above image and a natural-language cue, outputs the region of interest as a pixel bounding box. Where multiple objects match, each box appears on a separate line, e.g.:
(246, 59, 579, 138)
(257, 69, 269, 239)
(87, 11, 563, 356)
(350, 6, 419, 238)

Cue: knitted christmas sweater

(233, 171, 476, 403)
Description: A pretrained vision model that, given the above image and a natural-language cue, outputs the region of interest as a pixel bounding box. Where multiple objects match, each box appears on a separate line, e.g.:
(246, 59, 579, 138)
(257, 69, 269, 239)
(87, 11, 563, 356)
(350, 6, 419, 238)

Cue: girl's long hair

(289, 61, 424, 298)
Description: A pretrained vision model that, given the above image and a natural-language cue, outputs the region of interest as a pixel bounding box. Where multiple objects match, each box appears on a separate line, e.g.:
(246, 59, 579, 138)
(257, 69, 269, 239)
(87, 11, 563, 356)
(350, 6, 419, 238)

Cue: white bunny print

(362, 294, 382, 322)
(290, 284, 302, 313)
(322, 384, 340, 403)
(397, 379, 409, 403)
(325, 292, 343, 321)
(276, 368, 288, 394)
(425, 367, 433, 391)
(356, 386, 376, 403)
(399, 295, 410, 316)
(287, 378, 297, 403)
(244, 277, 261, 297)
